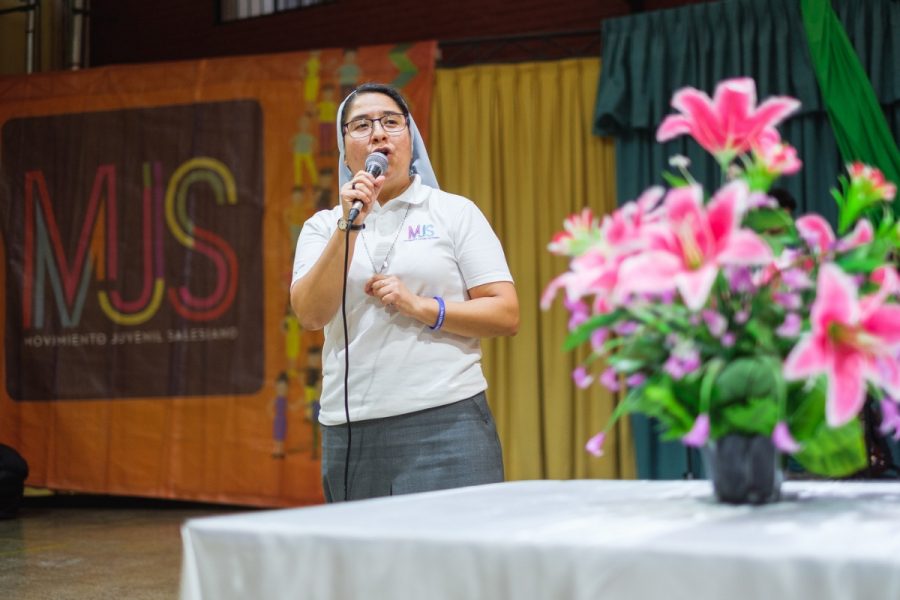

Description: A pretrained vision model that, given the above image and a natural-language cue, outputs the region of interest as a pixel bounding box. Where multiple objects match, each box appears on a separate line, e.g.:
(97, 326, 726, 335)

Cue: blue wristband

(430, 296, 446, 331)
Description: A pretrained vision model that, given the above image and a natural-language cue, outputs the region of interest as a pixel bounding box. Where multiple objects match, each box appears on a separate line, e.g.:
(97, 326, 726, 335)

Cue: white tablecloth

(180, 479, 900, 600)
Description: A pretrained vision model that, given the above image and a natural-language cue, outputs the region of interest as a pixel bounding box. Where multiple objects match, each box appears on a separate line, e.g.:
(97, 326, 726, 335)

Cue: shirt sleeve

(291, 210, 335, 287)
(452, 200, 514, 290)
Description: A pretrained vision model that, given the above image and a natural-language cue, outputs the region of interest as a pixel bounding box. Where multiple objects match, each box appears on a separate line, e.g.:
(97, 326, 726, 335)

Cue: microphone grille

(365, 151, 389, 176)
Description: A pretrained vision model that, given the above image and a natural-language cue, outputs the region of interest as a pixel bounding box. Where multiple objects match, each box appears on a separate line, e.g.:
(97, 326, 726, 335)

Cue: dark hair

(340, 83, 410, 127)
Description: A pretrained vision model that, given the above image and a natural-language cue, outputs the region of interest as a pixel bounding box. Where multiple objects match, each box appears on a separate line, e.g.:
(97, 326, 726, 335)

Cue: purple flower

(590, 328, 609, 351)
(721, 332, 736, 347)
(663, 358, 687, 379)
(600, 367, 620, 392)
(747, 192, 779, 210)
(879, 400, 900, 441)
(658, 289, 677, 304)
(682, 414, 710, 447)
(564, 298, 589, 330)
(772, 421, 802, 453)
(585, 432, 606, 457)
(725, 266, 755, 294)
(572, 367, 594, 389)
(701, 309, 728, 337)
(663, 347, 701, 380)
(780, 268, 813, 291)
(773, 291, 802, 310)
(776, 313, 802, 338)
(734, 309, 750, 324)
(626, 373, 646, 388)
(680, 349, 701, 373)
(613, 320, 639, 336)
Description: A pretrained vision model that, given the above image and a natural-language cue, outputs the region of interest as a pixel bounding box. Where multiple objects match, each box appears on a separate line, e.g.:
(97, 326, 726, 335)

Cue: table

(180, 479, 900, 600)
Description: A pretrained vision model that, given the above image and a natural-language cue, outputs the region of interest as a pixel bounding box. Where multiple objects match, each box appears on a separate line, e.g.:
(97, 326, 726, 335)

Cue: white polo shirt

(292, 176, 513, 425)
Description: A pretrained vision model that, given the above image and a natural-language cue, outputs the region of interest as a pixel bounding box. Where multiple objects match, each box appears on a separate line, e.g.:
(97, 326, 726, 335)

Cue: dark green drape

(801, 0, 900, 204)
(593, 0, 900, 479)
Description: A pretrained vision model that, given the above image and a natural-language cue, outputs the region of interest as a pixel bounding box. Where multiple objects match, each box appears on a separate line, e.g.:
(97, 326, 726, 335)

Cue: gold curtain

(429, 58, 635, 481)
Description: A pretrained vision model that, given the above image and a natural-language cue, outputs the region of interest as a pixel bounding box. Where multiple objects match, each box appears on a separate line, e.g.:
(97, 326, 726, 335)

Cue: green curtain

(593, 0, 900, 479)
(801, 0, 900, 199)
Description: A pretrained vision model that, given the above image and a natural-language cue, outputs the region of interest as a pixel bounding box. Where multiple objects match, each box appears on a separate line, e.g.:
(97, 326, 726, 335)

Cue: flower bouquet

(543, 78, 899, 492)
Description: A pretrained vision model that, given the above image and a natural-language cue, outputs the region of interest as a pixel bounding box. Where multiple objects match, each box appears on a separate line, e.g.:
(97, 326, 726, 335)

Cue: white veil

(335, 87, 439, 190)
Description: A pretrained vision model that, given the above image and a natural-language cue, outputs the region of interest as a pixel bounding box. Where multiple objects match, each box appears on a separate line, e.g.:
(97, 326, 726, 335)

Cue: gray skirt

(320, 391, 504, 502)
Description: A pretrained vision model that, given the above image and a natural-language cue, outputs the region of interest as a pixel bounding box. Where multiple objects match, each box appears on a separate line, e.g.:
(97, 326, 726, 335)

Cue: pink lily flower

(783, 264, 900, 426)
(543, 192, 665, 313)
(656, 78, 800, 164)
(796, 214, 873, 255)
(540, 248, 622, 314)
(848, 162, 897, 203)
(617, 181, 773, 310)
(755, 135, 802, 176)
(600, 187, 665, 253)
(548, 208, 601, 256)
(863, 266, 899, 314)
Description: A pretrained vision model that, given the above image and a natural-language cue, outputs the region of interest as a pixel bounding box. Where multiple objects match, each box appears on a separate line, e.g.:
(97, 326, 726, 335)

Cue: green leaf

(836, 240, 893, 274)
(787, 378, 827, 441)
(743, 208, 795, 234)
(744, 318, 777, 353)
(606, 356, 647, 374)
(662, 171, 690, 188)
(615, 336, 668, 367)
(793, 419, 867, 477)
(786, 377, 866, 477)
(713, 357, 779, 405)
(612, 385, 647, 424)
(671, 374, 703, 415)
(759, 233, 785, 257)
(836, 254, 885, 274)
(563, 310, 625, 351)
(699, 358, 725, 413)
(713, 396, 779, 437)
(629, 379, 695, 435)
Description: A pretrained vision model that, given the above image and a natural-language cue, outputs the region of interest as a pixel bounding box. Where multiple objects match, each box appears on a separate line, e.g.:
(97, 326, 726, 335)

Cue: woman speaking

(291, 83, 519, 501)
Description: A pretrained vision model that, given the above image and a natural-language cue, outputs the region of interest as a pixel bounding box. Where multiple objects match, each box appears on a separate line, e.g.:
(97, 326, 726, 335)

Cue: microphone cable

(340, 224, 353, 502)
(337, 153, 386, 502)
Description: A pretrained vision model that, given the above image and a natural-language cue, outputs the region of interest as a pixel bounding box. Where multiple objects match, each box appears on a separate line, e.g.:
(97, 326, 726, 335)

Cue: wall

(89, 0, 715, 67)
(0, 0, 63, 75)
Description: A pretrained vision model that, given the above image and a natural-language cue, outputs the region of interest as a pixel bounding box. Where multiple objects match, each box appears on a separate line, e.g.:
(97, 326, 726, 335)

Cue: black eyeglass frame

(341, 113, 410, 138)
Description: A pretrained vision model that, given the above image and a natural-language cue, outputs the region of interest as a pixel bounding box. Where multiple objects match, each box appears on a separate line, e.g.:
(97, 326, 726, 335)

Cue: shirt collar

(382, 174, 424, 209)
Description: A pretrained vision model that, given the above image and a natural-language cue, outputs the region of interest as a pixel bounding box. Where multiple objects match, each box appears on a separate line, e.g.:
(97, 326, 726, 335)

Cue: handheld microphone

(347, 151, 389, 224)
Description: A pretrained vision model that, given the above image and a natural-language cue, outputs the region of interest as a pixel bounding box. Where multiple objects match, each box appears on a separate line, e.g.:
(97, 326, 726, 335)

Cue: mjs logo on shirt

(406, 223, 438, 241)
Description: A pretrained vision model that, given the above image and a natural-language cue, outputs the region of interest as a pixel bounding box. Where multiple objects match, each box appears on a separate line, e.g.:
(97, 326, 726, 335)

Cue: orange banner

(0, 42, 437, 506)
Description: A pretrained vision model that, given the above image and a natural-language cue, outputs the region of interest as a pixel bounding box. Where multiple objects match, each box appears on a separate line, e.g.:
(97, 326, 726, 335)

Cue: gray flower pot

(703, 434, 782, 505)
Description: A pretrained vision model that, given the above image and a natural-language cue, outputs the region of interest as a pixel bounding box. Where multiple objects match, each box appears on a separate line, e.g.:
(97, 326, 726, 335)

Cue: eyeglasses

(343, 113, 408, 138)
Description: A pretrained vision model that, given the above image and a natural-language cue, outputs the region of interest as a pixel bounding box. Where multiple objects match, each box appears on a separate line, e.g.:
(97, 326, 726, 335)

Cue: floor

(0, 492, 250, 600)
